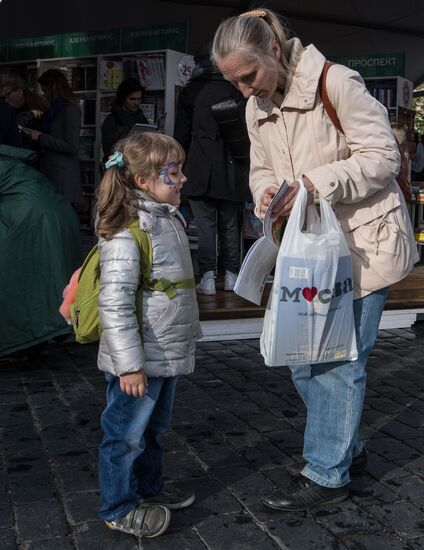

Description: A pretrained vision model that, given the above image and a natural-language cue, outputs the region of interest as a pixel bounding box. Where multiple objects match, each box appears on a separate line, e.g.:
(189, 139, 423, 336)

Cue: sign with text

(61, 30, 120, 57)
(121, 23, 187, 53)
(330, 53, 405, 77)
(8, 34, 61, 61)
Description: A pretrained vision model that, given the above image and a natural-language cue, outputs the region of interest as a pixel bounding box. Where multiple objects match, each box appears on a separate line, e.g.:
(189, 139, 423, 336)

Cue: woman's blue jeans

(289, 288, 388, 488)
(98, 374, 177, 521)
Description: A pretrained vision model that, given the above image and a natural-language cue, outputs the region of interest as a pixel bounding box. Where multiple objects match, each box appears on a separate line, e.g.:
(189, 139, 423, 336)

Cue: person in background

(212, 8, 418, 511)
(411, 131, 424, 181)
(96, 131, 200, 539)
(101, 77, 148, 164)
(0, 143, 81, 360)
(0, 100, 22, 147)
(3, 78, 48, 131)
(174, 49, 251, 295)
(391, 122, 412, 202)
(22, 68, 82, 206)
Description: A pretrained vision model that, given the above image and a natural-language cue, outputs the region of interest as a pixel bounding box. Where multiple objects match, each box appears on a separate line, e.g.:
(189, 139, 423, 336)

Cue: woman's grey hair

(211, 8, 289, 75)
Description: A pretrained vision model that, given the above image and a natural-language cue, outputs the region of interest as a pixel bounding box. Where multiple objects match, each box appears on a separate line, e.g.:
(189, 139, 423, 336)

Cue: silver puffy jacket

(97, 193, 202, 378)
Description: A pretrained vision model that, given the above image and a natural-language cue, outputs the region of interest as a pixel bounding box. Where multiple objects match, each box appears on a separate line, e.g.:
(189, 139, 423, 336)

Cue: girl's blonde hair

(96, 131, 185, 240)
(211, 8, 289, 77)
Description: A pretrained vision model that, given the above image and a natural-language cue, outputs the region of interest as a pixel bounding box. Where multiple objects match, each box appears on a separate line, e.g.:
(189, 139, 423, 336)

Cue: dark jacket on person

(38, 101, 82, 204)
(101, 101, 148, 162)
(0, 101, 22, 147)
(0, 145, 82, 357)
(174, 58, 250, 201)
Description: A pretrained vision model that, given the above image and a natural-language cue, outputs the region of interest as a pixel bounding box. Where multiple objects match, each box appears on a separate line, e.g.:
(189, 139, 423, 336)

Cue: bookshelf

(364, 76, 415, 149)
(1, 49, 186, 235)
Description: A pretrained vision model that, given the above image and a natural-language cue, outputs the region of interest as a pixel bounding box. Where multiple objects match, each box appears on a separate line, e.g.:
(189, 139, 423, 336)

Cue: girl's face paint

(136, 159, 187, 206)
(158, 162, 179, 186)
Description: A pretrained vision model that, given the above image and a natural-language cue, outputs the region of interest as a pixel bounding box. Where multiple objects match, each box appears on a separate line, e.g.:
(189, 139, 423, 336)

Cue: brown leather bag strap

(320, 61, 344, 135)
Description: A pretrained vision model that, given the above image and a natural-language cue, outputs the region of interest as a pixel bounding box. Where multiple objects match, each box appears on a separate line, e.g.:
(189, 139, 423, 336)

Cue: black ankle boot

(262, 476, 349, 512)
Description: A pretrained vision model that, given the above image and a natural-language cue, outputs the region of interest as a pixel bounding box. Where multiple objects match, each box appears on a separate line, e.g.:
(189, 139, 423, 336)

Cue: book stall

(1, 39, 424, 340)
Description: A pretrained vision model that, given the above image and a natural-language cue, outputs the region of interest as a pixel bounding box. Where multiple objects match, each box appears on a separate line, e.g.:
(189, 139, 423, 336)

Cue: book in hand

(234, 181, 289, 305)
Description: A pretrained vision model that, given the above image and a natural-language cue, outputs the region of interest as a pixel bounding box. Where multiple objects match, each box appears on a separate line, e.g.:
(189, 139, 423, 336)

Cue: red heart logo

(302, 287, 318, 302)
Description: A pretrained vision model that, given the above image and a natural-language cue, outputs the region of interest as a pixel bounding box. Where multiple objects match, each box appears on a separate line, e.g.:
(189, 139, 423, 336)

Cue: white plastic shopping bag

(261, 181, 358, 366)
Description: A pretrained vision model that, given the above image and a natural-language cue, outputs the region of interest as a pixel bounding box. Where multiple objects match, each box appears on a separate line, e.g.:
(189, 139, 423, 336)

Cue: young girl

(96, 131, 201, 539)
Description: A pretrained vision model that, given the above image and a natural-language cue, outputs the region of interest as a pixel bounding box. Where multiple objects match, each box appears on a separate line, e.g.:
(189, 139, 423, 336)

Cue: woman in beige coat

(213, 8, 418, 512)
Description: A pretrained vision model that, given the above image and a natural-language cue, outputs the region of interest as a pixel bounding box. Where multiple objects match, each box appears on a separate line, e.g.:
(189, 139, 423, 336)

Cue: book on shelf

(79, 194, 95, 230)
(366, 82, 397, 109)
(140, 103, 155, 125)
(136, 54, 165, 89)
(143, 90, 165, 127)
(79, 128, 95, 160)
(80, 169, 95, 195)
(100, 96, 113, 125)
(234, 181, 289, 305)
(415, 225, 424, 243)
(79, 97, 96, 125)
(100, 60, 124, 90)
(66, 64, 97, 91)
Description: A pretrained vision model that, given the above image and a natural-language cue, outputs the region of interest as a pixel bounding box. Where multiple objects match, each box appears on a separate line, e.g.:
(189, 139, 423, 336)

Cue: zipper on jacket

(169, 216, 192, 266)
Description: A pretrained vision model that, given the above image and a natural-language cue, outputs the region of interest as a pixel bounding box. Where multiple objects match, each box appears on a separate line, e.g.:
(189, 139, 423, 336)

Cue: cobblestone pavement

(1, 323, 424, 550)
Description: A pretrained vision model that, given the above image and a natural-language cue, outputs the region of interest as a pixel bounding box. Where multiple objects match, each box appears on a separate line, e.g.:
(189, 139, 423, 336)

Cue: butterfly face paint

(158, 162, 178, 186)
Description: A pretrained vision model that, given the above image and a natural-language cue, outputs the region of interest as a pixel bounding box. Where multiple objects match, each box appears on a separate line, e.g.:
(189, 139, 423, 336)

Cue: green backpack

(70, 219, 152, 344)
(68, 218, 195, 344)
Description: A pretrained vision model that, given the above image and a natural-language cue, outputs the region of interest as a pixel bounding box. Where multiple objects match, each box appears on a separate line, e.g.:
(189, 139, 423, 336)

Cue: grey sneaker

(105, 504, 170, 538)
(144, 485, 195, 510)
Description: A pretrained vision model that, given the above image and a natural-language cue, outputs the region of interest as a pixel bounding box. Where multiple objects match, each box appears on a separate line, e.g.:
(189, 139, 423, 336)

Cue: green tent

(0, 145, 82, 357)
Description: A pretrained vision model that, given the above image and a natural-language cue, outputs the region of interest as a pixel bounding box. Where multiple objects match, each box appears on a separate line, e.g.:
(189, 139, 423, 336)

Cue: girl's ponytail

(96, 159, 137, 240)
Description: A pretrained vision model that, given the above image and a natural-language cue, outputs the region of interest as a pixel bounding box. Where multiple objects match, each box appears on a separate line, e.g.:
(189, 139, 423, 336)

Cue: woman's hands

(22, 128, 42, 141)
(258, 185, 280, 218)
(259, 177, 315, 218)
(120, 370, 148, 397)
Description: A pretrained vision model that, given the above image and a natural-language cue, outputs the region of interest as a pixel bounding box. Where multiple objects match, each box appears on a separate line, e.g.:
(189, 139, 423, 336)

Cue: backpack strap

(127, 218, 195, 299)
(127, 219, 153, 285)
(320, 62, 344, 135)
(144, 277, 195, 299)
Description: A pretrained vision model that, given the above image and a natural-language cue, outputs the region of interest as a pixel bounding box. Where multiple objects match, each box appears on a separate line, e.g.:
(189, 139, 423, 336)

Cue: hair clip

(239, 9, 267, 18)
(105, 151, 124, 169)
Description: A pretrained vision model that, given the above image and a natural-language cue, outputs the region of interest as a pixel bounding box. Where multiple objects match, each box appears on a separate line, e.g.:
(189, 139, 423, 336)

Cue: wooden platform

(197, 265, 424, 341)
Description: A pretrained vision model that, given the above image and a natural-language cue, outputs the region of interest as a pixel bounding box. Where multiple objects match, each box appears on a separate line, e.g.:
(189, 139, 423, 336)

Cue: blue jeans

(289, 288, 388, 488)
(98, 374, 177, 521)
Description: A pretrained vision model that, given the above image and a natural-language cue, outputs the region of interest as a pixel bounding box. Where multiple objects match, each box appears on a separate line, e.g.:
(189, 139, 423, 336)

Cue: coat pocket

(347, 204, 412, 286)
(337, 187, 401, 233)
(139, 291, 178, 340)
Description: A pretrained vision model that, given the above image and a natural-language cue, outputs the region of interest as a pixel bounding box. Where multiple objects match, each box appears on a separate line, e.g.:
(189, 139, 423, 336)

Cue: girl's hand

(22, 128, 42, 141)
(119, 370, 148, 397)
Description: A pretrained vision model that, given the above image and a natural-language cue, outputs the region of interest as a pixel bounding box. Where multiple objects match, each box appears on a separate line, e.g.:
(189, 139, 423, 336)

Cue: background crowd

(0, 54, 252, 358)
